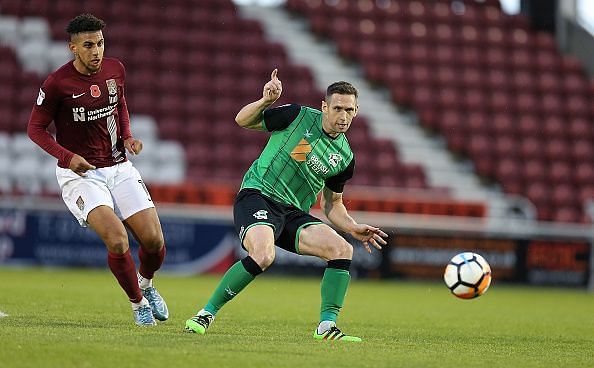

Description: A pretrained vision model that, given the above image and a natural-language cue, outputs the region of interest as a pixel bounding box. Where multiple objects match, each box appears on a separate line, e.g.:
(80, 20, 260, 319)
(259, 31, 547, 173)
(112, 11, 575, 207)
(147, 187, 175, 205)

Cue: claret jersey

(241, 104, 355, 212)
(28, 57, 132, 168)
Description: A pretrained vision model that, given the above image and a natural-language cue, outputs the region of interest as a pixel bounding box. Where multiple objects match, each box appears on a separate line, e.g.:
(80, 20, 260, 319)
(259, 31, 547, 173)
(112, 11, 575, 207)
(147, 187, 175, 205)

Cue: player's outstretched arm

(235, 68, 283, 130)
(321, 187, 388, 253)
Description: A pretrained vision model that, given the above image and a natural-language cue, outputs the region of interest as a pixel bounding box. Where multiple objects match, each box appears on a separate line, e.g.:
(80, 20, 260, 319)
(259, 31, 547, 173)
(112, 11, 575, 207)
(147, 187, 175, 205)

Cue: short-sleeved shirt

(30, 57, 131, 168)
(240, 104, 355, 212)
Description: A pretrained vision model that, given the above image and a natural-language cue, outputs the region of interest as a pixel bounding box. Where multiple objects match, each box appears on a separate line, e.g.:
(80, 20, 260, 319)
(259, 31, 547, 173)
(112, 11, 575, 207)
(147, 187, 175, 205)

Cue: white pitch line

(0, 311, 8, 318)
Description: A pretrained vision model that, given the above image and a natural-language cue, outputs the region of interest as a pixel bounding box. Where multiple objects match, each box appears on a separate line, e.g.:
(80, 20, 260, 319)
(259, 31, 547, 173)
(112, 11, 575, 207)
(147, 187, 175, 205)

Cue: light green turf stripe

(294, 221, 323, 254)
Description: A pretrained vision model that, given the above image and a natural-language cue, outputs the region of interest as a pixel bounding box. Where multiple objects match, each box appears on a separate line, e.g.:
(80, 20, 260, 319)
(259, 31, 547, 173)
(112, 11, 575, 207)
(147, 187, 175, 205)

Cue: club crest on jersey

(106, 79, 117, 95)
(90, 84, 101, 98)
(106, 79, 118, 104)
(253, 210, 268, 220)
(328, 153, 342, 167)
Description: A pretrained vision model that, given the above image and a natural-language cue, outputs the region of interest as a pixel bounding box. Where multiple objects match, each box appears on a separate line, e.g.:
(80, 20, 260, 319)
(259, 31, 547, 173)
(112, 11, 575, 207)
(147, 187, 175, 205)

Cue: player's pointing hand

(263, 68, 282, 104)
(69, 154, 96, 176)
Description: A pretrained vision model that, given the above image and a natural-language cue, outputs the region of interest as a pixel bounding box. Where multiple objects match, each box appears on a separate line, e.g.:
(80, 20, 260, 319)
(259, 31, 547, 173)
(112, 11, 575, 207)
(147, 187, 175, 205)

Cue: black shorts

(233, 189, 323, 254)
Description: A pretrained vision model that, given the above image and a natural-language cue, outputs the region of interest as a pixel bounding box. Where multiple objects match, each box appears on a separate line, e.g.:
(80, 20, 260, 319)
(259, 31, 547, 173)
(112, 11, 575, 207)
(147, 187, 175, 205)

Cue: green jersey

(241, 104, 355, 212)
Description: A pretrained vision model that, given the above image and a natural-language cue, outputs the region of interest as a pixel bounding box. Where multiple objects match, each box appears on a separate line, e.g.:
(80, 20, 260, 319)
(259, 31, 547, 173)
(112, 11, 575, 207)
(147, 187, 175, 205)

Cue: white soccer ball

(444, 252, 492, 299)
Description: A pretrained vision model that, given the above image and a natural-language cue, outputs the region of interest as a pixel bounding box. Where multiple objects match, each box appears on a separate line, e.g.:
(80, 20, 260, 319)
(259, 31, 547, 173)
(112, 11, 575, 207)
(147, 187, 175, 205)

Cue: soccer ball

(443, 252, 491, 299)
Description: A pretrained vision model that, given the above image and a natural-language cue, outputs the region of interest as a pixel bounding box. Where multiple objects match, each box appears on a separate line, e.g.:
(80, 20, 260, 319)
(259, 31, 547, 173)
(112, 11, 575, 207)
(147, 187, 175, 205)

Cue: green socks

(320, 259, 352, 323)
(202, 256, 352, 323)
(204, 256, 263, 315)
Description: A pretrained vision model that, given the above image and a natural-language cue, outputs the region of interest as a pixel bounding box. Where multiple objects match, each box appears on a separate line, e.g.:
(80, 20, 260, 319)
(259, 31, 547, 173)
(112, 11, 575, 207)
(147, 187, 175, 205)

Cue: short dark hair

(66, 13, 105, 36)
(326, 81, 358, 100)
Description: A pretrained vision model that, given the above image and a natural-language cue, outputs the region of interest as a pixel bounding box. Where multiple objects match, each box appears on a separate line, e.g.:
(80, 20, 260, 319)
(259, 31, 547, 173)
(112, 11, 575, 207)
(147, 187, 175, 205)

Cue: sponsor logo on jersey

(303, 129, 313, 138)
(328, 153, 342, 167)
(72, 107, 85, 122)
(307, 154, 329, 175)
(72, 103, 117, 122)
(253, 210, 268, 220)
(72, 92, 85, 99)
(290, 138, 312, 162)
(90, 84, 101, 98)
(36, 89, 45, 105)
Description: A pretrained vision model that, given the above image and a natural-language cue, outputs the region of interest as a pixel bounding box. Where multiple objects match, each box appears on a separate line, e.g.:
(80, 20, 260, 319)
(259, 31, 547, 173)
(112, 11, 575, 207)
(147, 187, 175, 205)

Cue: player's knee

(250, 247, 275, 270)
(105, 234, 129, 254)
(329, 240, 353, 260)
(141, 229, 164, 252)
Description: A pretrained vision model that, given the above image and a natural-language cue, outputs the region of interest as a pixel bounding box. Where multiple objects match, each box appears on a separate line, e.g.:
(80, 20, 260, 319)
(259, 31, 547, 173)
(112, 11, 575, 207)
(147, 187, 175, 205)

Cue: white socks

(317, 321, 336, 334)
(133, 274, 152, 310)
(138, 273, 152, 289)
(131, 297, 149, 310)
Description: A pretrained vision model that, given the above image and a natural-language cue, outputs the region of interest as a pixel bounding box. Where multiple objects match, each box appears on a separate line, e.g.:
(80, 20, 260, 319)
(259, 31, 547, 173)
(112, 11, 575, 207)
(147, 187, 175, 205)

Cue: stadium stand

(285, 0, 594, 223)
(1, 0, 471, 216)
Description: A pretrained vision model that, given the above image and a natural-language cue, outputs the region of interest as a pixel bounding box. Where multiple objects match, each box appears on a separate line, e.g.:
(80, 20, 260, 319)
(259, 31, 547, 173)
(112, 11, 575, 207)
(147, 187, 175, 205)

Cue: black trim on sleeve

(325, 157, 355, 193)
(263, 103, 301, 131)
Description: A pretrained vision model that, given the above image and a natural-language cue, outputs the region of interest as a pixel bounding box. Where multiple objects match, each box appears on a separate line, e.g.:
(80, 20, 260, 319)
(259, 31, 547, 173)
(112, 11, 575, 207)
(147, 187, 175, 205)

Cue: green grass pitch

(0, 267, 593, 368)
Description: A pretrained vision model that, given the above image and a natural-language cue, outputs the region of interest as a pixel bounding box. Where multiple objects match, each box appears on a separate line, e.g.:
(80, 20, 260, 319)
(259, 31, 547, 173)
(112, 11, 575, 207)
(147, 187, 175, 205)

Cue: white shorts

(56, 161, 155, 227)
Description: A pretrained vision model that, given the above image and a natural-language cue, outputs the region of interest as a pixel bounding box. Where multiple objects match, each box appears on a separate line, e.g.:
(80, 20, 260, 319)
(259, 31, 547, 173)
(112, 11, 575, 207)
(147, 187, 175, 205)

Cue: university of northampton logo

(290, 139, 312, 162)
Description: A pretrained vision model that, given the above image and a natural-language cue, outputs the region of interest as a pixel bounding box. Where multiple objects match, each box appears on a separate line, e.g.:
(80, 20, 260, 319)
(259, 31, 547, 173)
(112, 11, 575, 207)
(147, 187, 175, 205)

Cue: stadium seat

(572, 139, 593, 163)
(0, 16, 19, 47)
(46, 43, 70, 71)
(545, 139, 571, 163)
(575, 163, 594, 185)
(19, 17, 50, 42)
(131, 115, 158, 145)
(16, 39, 51, 74)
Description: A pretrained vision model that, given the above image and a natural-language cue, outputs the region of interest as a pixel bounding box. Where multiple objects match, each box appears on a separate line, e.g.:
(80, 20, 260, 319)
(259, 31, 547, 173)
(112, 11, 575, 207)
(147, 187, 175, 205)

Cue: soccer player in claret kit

(185, 69, 388, 341)
(27, 14, 168, 326)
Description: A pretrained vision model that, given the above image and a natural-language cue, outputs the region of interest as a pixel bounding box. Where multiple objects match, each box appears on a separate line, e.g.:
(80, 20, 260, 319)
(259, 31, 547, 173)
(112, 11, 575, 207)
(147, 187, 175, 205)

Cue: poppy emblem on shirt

(90, 84, 101, 98)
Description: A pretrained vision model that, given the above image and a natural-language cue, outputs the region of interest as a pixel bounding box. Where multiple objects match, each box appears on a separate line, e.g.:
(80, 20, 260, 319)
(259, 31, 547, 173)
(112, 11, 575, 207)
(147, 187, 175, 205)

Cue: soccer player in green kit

(185, 69, 388, 341)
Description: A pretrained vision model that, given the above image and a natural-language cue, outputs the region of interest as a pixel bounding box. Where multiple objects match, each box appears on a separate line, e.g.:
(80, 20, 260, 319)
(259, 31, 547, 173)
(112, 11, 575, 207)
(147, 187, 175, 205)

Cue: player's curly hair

(326, 81, 358, 100)
(66, 13, 105, 35)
